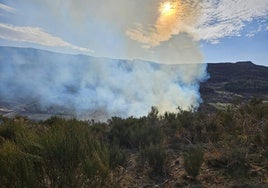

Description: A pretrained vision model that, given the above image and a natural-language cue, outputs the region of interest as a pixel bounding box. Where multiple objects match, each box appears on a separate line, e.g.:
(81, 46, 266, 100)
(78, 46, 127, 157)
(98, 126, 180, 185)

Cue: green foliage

(108, 144, 127, 169)
(226, 147, 249, 178)
(109, 116, 163, 149)
(0, 140, 44, 187)
(0, 101, 267, 187)
(0, 119, 44, 187)
(82, 143, 110, 187)
(183, 145, 204, 178)
(129, 122, 163, 149)
(0, 120, 24, 141)
(204, 121, 220, 142)
(40, 122, 83, 187)
(264, 123, 268, 146)
(140, 144, 167, 176)
(108, 117, 133, 148)
(40, 118, 111, 187)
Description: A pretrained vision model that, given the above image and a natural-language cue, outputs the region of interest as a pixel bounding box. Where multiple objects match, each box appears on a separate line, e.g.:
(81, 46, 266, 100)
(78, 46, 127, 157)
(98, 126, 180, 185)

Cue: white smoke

(0, 0, 209, 119)
(0, 47, 207, 119)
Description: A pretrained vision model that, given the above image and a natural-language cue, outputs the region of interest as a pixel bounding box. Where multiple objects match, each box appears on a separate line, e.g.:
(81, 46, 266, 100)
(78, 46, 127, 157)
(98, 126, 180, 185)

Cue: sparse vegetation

(0, 100, 268, 187)
(183, 145, 204, 178)
(140, 144, 167, 176)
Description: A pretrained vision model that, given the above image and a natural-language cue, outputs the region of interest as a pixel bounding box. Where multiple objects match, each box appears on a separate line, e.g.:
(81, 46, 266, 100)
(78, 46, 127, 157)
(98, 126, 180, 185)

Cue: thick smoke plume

(0, 0, 208, 119)
(0, 47, 207, 119)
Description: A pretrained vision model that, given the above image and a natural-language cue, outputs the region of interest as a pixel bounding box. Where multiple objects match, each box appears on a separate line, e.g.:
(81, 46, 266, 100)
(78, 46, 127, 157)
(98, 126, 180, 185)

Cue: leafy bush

(41, 118, 111, 187)
(129, 122, 163, 149)
(140, 144, 167, 176)
(218, 135, 250, 178)
(0, 141, 44, 187)
(0, 120, 23, 141)
(264, 123, 268, 146)
(109, 116, 163, 149)
(109, 143, 127, 169)
(0, 120, 44, 187)
(183, 145, 204, 178)
(82, 142, 110, 187)
(225, 147, 249, 178)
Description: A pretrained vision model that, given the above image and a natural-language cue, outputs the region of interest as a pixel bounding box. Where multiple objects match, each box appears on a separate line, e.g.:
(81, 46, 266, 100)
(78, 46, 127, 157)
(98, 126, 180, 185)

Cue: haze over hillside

(0, 46, 207, 120)
(1, 47, 267, 120)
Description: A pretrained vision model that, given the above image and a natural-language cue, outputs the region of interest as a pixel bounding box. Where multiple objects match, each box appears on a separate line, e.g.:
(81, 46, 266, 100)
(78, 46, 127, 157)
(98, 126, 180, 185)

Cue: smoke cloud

(126, 0, 200, 48)
(0, 0, 208, 119)
(0, 47, 207, 119)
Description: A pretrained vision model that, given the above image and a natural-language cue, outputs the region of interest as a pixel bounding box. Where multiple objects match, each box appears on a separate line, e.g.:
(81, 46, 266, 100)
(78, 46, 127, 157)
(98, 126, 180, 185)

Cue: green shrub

(109, 144, 126, 169)
(82, 142, 110, 187)
(109, 116, 163, 149)
(0, 120, 44, 187)
(204, 121, 220, 142)
(129, 122, 163, 149)
(140, 144, 167, 176)
(226, 147, 249, 178)
(0, 141, 44, 187)
(0, 120, 23, 141)
(40, 123, 83, 187)
(216, 133, 250, 179)
(108, 117, 133, 148)
(183, 145, 204, 178)
(264, 123, 268, 146)
(40, 118, 111, 187)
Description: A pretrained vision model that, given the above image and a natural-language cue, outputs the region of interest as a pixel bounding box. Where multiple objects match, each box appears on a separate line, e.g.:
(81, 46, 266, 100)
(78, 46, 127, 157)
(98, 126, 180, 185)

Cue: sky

(0, 0, 268, 66)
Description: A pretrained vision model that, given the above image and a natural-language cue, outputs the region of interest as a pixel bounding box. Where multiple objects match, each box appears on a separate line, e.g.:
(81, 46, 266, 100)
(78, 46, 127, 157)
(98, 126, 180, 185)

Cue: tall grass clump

(183, 145, 204, 178)
(140, 144, 167, 176)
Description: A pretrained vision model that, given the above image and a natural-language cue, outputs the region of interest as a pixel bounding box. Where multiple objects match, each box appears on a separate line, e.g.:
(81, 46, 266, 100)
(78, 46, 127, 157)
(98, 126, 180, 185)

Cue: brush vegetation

(0, 100, 268, 187)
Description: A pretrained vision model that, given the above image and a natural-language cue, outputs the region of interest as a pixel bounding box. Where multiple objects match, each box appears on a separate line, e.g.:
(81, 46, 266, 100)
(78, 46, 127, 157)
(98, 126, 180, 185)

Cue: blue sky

(201, 29, 268, 66)
(0, 0, 268, 66)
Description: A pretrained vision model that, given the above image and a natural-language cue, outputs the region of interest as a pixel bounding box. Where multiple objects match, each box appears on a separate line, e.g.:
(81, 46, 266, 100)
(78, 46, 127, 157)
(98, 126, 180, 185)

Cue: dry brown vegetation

(0, 99, 268, 187)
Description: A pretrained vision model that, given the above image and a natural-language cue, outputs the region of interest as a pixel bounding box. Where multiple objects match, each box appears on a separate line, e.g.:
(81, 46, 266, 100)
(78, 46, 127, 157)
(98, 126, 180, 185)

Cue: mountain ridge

(0, 46, 268, 119)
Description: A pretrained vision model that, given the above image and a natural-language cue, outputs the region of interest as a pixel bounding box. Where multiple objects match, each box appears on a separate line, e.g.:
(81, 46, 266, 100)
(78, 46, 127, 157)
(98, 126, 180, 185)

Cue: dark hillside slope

(200, 61, 268, 110)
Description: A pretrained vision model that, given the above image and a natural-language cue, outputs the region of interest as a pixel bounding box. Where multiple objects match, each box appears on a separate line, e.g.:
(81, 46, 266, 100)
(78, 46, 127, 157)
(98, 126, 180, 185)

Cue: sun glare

(164, 2, 171, 12)
(160, 2, 174, 15)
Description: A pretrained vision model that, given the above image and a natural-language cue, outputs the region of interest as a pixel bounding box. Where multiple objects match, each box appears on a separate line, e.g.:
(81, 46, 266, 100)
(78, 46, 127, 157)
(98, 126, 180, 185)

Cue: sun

(163, 2, 171, 12)
(160, 2, 174, 15)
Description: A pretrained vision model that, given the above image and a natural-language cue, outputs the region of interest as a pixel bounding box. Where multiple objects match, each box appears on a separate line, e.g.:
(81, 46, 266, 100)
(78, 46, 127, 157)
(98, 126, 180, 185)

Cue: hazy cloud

(126, 0, 201, 47)
(190, 0, 268, 42)
(127, 0, 268, 45)
(0, 23, 93, 53)
(0, 3, 16, 13)
(1, 0, 267, 59)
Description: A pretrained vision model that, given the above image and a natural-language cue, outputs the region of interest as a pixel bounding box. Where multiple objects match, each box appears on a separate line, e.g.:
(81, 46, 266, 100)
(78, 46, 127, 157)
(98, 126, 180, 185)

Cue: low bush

(109, 116, 163, 149)
(140, 144, 167, 176)
(109, 143, 127, 169)
(183, 145, 204, 178)
(0, 141, 44, 187)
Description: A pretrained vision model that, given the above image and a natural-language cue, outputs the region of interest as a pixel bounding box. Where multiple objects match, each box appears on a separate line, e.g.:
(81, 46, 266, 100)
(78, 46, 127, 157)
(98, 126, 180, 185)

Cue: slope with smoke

(0, 47, 207, 119)
(0, 0, 209, 119)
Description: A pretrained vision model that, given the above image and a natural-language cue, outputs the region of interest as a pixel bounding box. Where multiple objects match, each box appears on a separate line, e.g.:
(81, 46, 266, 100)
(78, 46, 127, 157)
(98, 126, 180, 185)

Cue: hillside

(0, 47, 268, 187)
(200, 61, 268, 110)
(0, 46, 268, 118)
